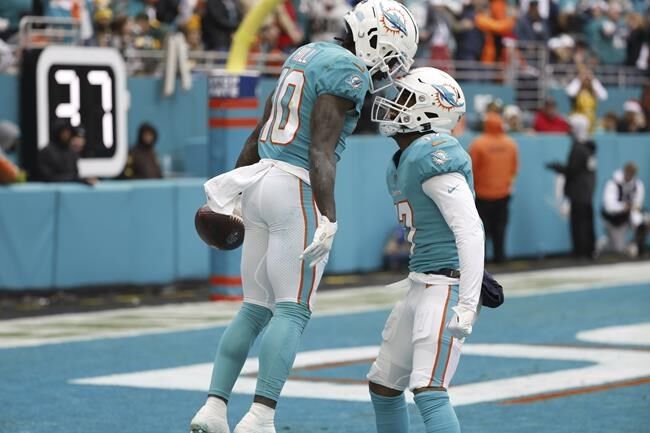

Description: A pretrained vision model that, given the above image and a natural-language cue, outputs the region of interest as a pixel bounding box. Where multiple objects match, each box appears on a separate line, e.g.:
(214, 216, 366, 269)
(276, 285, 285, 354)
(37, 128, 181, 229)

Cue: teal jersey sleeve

(314, 57, 370, 115)
(412, 134, 473, 185)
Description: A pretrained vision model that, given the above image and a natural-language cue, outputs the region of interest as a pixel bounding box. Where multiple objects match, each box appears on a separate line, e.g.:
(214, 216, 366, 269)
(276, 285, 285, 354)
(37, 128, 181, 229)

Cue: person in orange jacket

(475, 0, 516, 64)
(468, 112, 519, 263)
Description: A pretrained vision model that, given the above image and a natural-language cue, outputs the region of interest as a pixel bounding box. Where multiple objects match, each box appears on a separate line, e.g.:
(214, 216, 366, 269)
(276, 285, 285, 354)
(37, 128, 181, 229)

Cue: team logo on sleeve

(348, 74, 363, 89)
(432, 84, 465, 111)
(432, 150, 450, 165)
(379, 3, 408, 36)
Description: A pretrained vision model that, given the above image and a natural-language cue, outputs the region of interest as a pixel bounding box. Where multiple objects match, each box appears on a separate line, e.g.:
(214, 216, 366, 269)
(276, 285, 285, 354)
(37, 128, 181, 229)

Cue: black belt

(425, 268, 461, 278)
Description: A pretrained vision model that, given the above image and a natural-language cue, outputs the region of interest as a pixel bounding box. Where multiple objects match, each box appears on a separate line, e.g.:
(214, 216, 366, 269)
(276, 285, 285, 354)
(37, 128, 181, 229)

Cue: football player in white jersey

(189, 1, 418, 433)
(367, 68, 485, 433)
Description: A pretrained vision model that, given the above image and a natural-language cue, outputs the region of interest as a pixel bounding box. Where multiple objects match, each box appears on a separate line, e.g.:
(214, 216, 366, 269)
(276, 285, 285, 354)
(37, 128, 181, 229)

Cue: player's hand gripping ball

(194, 205, 244, 250)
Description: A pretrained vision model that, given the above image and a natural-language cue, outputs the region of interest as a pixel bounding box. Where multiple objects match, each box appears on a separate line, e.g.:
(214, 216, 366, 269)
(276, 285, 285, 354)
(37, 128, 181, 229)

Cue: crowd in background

(1, 0, 649, 69)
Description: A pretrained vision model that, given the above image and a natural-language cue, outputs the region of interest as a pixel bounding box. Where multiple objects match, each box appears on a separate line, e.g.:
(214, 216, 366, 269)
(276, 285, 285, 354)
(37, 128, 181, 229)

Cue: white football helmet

(371, 67, 466, 136)
(344, 0, 419, 93)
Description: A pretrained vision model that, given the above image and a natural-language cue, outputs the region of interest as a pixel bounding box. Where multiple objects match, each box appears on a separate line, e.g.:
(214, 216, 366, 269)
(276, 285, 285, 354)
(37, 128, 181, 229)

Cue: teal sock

(370, 391, 410, 433)
(208, 302, 272, 401)
(255, 302, 311, 401)
(414, 391, 460, 433)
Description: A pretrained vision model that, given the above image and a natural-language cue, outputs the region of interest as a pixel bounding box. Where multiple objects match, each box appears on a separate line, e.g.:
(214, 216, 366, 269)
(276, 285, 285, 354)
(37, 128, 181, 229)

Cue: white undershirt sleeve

(422, 172, 485, 312)
(603, 179, 626, 213)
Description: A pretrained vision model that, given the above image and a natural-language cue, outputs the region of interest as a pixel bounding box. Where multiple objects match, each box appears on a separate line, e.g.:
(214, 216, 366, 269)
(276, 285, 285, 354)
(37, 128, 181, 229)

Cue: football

(194, 205, 245, 250)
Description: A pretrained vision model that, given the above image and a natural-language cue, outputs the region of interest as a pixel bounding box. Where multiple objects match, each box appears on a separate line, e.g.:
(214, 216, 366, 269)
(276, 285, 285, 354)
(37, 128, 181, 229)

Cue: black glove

(481, 270, 504, 308)
(545, 161, 563, 172)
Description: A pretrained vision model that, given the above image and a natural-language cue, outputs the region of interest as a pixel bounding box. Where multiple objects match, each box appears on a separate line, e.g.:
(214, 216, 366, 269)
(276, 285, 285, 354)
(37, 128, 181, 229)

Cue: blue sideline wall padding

(0, 184, 57, 288)
(54, 183, 133, 287)
(129, 181, 176, 284)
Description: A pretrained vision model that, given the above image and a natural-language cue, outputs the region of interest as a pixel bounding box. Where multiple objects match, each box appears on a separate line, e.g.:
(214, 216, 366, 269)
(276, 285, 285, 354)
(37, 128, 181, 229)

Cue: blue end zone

(0, 282, 648, 433)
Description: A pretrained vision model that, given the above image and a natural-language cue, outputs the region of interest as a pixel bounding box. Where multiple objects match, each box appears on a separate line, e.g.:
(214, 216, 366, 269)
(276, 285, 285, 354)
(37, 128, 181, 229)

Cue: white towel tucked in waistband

(408, 271, 459, 286)
(204, 159, 310, 214)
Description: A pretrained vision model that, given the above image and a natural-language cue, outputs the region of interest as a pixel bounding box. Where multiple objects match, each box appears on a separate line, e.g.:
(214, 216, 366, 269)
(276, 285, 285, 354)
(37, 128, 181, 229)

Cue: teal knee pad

(209, 302, 272, 400)
(370, 391, 409, 433)
(414, 391, 460, 433)
(255, 302, 311, 401)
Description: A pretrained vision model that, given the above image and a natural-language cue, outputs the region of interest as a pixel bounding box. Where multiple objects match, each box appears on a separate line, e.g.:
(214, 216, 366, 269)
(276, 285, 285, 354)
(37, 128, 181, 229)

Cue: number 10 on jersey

(260, 68, 305, 145)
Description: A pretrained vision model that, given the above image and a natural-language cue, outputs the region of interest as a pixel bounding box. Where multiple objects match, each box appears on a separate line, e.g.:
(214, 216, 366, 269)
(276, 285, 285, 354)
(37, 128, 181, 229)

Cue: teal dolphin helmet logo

(431, 83, 465, 110)
(379, 3, 408, 36)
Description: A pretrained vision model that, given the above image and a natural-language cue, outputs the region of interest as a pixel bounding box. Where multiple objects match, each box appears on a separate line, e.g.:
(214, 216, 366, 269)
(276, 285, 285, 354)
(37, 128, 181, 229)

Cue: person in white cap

(617, 99, 646, 133)
(598, 162, 649, 258)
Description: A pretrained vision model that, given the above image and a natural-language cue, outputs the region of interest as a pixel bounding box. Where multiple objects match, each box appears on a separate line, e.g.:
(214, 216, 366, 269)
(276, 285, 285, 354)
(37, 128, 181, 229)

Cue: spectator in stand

(548, 34, 576, 63)
(598, 162, 649, 258)
(566, 67, 608, 132)
(180, 15, 203, 51)
(121, 123, 163, 179)
(0, 121, 25, 184)
(468, 112, 519, 263)
(300, 0, 350, 43)
(202, 0, 241, 51)
(503, 105, 530, 132)
(45, 0, 94, 42)
(38, 121, 94, 184)
(546, 114, 597, 260)
(275, 0, 304, 52)
(110, 15, 133, 53)
(573, 38, 598, 67)
(625, 12, 648, 70)
(249, 20, 283, 73)
(93, 7, 114, 47)
(475, 0, 516, 64)
(155, 0, 181, 25)
(600, 111, 619, 132)
(585, 1, 626, 65)
(534, 97, 570, 132)
(132, 12, 163, 49)
(617, 99, 646, 132)
(454, 0, 486, 62)
(420, 0, 459, 72)
(515, 0, 550, 42)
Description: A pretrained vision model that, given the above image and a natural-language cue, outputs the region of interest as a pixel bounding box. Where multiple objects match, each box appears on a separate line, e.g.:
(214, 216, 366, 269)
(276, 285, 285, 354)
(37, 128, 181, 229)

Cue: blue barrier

(0, 184, 56, 289)
(1, 134, 649, 290)
(0, 179, 209, 290)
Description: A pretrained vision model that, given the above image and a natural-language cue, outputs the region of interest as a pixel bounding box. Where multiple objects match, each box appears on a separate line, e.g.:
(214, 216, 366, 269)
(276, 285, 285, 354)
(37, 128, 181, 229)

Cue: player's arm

(422, 172, 485, 338)
(235, 94, 273, 168)
(308, 94, 354, 221)
(299, 94, 354, 267)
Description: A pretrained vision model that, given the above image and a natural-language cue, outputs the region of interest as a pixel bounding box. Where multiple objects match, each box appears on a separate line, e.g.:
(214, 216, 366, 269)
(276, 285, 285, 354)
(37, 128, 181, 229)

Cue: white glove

(446, 305, 477, 340)
(299, 215, 337, 267)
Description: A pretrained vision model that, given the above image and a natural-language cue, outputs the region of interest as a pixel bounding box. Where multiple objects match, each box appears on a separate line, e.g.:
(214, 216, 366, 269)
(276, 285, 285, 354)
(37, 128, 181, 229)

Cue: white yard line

(1, 262, 649, 349)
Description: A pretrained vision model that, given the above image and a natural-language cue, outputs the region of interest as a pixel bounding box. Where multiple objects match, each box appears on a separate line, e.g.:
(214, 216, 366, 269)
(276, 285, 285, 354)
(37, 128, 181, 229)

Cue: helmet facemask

(372, 79, 425, 136)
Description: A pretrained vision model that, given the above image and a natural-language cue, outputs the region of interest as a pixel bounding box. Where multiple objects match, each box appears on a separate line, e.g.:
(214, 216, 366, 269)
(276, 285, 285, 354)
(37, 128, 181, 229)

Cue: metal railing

(18, 16, 81, 48)
(6, 16, 649, 96)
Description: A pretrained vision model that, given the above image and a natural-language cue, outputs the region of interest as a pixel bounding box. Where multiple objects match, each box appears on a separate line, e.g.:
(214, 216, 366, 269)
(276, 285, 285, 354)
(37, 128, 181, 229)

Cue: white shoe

(190, 397, 230, 433)
(233, 403, 276, 433)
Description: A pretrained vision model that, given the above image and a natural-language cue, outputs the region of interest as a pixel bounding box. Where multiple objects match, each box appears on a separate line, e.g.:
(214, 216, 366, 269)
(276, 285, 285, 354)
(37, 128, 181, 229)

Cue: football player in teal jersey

(366, 68, 485, 433)
(190, 1, 418, 433)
